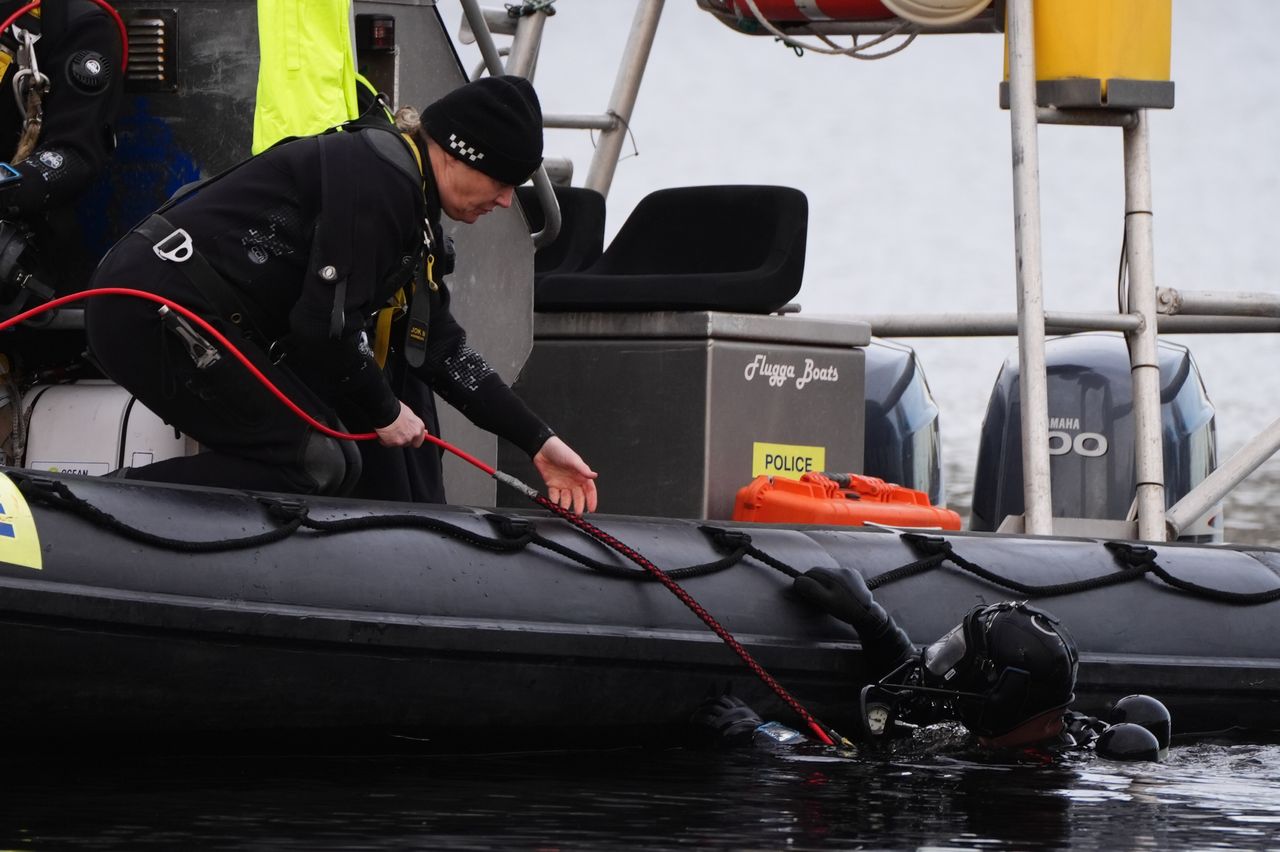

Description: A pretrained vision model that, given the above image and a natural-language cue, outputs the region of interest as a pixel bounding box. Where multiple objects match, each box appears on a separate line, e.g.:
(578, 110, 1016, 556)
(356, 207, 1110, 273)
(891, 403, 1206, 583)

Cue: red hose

(3, 286, 840, 745)
(0, 0, 130, 73)
(0, 1, 39, 41)
(85, 0, 130, 72)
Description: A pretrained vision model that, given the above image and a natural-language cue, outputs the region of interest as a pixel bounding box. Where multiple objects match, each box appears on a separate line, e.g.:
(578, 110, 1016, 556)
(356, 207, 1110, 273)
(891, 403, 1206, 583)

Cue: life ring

(725, 0, 897, 23)
(723, 0, 992, 26)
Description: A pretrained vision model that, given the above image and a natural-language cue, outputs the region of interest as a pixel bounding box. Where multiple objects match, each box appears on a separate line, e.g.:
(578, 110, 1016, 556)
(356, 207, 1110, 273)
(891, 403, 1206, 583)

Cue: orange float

(733, 472, 962, 530)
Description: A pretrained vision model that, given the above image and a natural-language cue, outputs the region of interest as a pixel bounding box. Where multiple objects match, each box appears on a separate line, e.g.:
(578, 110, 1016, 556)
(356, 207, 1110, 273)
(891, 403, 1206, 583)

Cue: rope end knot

(901, 532, 951, 557)
(256, 495, 310, 524)
(699, 525, 753, 554)
(484, 513, 535, 542)
(1105, 540, 1158, 568)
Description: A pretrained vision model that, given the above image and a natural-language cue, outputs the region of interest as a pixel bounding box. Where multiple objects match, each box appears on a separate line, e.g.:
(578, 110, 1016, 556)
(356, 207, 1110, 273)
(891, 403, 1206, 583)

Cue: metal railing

(457, 0, 1280, 542)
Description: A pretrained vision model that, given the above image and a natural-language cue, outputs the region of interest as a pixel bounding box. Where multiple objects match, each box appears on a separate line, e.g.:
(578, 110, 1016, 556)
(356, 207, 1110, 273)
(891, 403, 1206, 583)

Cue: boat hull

(2, 470, 1278, 750)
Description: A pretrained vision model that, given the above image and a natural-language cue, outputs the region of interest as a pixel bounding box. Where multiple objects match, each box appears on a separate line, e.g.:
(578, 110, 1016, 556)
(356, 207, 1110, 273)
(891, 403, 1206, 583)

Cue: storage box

(499, 312, 869, 520)
(23, 381, 192, 476)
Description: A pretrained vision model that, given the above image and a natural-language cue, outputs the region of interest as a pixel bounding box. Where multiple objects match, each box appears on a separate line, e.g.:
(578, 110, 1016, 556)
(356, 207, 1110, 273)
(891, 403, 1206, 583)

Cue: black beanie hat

(420, 75, 543, 186)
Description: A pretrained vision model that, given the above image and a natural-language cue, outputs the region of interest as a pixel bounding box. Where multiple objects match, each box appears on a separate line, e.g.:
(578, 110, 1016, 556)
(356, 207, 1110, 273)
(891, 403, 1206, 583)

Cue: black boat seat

(516, 184, 607, 279)
(534, 184, 808, 314)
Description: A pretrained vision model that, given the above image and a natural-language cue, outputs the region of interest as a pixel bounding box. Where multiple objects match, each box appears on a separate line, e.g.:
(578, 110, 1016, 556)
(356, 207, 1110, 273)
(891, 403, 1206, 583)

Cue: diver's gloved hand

(793, 566, 916, 679)
(689, 694, 764, 747)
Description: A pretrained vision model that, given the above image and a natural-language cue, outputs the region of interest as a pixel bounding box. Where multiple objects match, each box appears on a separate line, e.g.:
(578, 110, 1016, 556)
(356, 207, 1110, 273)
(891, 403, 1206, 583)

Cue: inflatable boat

(1, 465, 1278, 752)
(2, 1, 1278, 752)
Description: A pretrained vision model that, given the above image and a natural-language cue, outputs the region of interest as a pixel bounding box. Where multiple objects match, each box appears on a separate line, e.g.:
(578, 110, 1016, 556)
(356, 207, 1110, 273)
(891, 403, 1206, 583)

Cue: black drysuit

(84, 127, 551, 496)
(0, 0, 123, 292)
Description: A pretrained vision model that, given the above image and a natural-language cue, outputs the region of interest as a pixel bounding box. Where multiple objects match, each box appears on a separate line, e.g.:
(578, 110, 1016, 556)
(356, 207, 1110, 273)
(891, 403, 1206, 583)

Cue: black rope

(532, 529, 749, 580)
(21, 474, 1280, 606)
(700, 526, 805, 580)
(864, 551, 947, 590)
(894, 534, 1154, 597)
(11, 474, 748, 582)
(292, 509, 532, 554)
(1105, 541, 1280, 605)
(16, 475, 304, 553)
(697, 523, 1280, 607)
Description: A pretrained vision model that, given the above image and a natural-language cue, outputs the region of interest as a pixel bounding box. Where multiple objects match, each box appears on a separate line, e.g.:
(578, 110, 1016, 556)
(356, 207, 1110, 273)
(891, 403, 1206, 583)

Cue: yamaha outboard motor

(863, 338, 944, 506)
(971, 333, 1219, 540)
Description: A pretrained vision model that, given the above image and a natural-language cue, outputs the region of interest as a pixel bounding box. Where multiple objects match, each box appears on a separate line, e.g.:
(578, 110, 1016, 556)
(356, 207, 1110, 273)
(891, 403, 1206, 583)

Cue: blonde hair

(393, 106, 421, 133)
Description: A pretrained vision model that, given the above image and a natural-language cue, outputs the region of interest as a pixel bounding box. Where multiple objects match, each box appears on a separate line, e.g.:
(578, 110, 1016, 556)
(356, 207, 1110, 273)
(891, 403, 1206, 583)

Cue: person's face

(437, 155, 516, 224)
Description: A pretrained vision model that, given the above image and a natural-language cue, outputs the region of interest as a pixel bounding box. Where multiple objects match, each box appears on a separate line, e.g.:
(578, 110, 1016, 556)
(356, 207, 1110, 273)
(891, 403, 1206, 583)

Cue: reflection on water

(4, 741, 1279, 850)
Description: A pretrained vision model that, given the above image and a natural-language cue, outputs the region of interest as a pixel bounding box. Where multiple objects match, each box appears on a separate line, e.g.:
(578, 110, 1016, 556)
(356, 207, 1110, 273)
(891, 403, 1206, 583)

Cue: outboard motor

(971, 333, 1220, 540)
(863, 338, 944, 506)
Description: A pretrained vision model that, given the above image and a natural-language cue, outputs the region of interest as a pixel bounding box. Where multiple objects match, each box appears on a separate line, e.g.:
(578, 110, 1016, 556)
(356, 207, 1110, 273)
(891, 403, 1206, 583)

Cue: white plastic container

(22, 380, 194, 475)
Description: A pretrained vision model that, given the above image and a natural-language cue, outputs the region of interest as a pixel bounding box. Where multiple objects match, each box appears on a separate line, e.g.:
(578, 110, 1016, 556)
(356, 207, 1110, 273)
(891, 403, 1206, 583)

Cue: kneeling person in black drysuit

(693, 567, 1170, 762)
(84, 76, 597, 509)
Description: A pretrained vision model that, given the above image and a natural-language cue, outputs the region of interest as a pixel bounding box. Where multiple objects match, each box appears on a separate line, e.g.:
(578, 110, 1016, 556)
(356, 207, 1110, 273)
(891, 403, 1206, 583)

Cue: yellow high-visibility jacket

(252, 0, 359, 153)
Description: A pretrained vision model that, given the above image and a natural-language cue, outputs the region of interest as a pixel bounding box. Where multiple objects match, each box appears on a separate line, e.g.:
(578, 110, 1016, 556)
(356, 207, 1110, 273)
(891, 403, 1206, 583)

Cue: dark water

(6, 740, 1280, 850)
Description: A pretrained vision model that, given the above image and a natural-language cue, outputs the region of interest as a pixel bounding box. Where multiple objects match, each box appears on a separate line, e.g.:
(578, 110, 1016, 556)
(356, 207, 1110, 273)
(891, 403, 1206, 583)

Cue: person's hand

(532, 436, 598, 515)
(793, 566, 916, 677)
(792, 566, 884, 633)
(375, 401, 426, 448)
(689, 694, 763, 746)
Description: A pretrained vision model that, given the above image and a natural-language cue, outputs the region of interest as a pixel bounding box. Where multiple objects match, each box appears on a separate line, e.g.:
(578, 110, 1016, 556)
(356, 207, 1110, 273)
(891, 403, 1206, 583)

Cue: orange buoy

(733, 472, 962, 530)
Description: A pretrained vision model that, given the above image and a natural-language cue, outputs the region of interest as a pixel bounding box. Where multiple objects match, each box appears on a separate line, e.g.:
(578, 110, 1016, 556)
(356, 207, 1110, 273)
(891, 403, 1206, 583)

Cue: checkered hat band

(448, 134, 486, 162)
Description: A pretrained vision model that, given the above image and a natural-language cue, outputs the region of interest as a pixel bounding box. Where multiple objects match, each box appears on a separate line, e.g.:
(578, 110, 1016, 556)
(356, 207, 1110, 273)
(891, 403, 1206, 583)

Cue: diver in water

(693, 566, 1170, 763)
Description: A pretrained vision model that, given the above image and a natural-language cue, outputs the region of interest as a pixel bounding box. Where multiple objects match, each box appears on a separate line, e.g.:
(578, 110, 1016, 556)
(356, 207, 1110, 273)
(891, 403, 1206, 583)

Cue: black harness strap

(133, 212, 273, 346)
(403, 263, 430, 368)
(310, 132, 356, 339)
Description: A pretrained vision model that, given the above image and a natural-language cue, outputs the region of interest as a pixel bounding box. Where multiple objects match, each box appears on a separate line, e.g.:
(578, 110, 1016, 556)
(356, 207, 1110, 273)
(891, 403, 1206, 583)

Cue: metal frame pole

(456, 0, 560, 248)
(457, 0, 507, 76)
(505, 8, 549, 79)
(584, 0, 665, 197)
(1123, 111, 1167, 540)
(1166, 419, 1280, 537)
(1007, 0, 1053, 535)
(1157, 287, 1280, 317)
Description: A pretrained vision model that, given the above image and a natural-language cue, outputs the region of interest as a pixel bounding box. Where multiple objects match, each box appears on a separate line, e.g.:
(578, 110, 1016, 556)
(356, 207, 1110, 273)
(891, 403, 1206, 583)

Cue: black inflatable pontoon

(2, 468, 1278, 752)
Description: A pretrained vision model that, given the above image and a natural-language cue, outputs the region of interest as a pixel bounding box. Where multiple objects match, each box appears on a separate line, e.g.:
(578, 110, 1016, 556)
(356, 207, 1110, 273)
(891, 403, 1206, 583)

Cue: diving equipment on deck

(733, 472, 961, 530)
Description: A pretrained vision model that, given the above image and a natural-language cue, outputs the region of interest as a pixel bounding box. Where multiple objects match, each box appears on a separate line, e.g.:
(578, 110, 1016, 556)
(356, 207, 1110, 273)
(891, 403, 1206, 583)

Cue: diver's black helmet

(920, 601, 1079, 738)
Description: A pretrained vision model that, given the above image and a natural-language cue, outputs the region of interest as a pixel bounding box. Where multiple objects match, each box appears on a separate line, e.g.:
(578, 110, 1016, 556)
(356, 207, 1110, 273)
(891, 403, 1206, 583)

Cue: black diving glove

(689, 694, 764, 747)
(793, 566, 916, 679)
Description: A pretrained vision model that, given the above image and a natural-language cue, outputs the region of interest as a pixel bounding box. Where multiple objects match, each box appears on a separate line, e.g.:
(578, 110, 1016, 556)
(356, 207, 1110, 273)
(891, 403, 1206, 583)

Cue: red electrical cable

(2, 287, 841, 745)
(0, 1, 39, 41)
(85, 0, 130, 71)
(0, 0, 130, 73)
